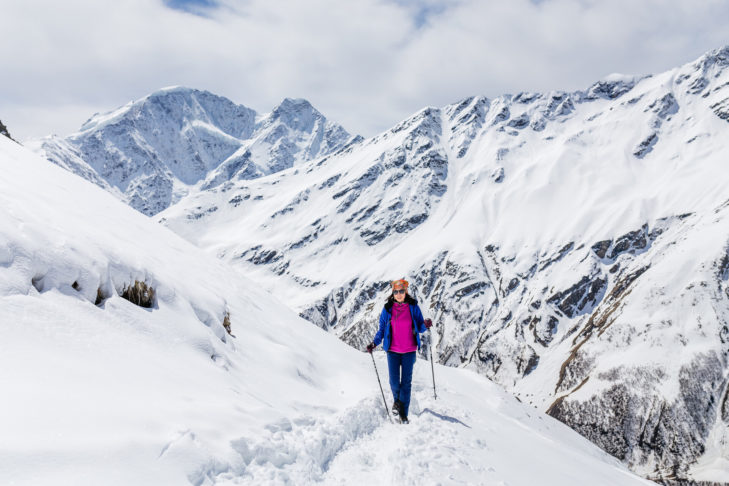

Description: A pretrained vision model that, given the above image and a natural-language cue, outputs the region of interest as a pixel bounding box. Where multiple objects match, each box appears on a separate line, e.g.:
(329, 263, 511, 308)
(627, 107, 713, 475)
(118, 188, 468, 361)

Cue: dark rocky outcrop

(548, 354, 727, 483)
(1, 119, 15, 142)
(547, 275, 607, 318)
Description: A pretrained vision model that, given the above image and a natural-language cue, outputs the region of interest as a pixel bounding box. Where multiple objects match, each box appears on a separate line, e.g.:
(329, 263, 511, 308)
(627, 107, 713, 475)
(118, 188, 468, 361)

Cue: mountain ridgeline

(33, 88, 359, 216)
(38, 46, 729, 485)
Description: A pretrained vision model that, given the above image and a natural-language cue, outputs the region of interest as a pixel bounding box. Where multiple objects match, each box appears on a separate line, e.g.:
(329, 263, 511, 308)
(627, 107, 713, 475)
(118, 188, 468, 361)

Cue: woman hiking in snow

(366, 279, 432, 424)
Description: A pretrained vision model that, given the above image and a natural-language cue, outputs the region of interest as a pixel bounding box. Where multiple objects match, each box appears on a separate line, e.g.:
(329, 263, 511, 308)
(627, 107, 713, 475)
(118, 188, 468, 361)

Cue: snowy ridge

(0, 136, 654, 485)
(160, 46, 729, 483)
(29, 87, 357, 216)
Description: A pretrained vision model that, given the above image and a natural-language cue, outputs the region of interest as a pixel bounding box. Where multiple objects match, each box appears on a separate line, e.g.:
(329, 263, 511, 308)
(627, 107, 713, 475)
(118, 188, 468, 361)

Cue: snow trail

(207, 353, 653, 486)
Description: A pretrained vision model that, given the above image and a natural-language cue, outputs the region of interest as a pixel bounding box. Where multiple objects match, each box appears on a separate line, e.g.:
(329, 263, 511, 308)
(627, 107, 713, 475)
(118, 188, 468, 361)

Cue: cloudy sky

(2, 0, 728, 141)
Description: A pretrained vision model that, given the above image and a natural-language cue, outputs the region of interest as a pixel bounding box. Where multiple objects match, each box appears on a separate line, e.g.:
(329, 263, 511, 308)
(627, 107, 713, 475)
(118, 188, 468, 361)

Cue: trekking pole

(370, 352, 393, 422)
(429, 333, 437, 400)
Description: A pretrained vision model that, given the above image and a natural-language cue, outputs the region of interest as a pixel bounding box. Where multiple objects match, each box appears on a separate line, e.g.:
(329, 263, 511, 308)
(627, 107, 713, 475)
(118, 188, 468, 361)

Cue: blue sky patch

(388, 0, 451, 29)
(412, 3, 447, 28)
(164, 0, 219, 16)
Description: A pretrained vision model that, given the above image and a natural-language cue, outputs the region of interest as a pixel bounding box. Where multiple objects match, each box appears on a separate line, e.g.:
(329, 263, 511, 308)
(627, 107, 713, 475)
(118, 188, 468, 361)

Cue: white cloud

(1, 0, 728, 142)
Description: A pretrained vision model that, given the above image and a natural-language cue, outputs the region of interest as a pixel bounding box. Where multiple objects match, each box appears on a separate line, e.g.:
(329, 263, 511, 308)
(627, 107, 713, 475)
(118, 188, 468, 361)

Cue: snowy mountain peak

(390, 106, 443, 141)
(79, 86, 257, 139)
(32, 89, 356, 215)
(583, 74, 642, 100)
(695, 44, 729, 70)
(265, 97, 321, 132)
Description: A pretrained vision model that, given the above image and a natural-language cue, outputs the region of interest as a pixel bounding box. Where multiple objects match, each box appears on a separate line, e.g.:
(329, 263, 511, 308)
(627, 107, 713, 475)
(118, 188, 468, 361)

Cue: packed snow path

(209, 353, 652, 486)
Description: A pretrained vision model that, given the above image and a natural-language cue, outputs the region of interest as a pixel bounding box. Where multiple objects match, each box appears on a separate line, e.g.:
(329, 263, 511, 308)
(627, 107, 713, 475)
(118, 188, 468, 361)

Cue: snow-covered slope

(0, 131, 654, 484)
(160, 46, 729, 483)
(29, 87, 358, 216)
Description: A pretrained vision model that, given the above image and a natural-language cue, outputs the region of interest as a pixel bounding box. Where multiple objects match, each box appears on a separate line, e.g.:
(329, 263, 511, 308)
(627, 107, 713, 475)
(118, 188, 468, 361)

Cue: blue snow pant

(387, 351, 416, 417)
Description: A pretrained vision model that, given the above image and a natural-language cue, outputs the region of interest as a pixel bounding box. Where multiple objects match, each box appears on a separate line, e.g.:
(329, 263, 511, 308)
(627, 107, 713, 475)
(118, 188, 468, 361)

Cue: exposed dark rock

(660, 480, 729, 486)
(609, 225, 648, 259)
(228, 193, 251, 207)
(711, 98, 729, 122)
(202, 151, 255, 190)
(449, 97, 489, 159)
(186, 204, 218, 220)
(271, 189, 310, 219)
(476, 348, 502, 374)
(333, 164, 383, 213)
(540, 242, 575, 271)
(584, 78, 638, 100)
(345, 203, 380, 224)
(592, 240, 612, 259)
(0, 119, 14, 141)
(516, 345, 540, 376)
(513, 92, 540, 104)
(610, 265, 650, 299)
(718, 248, 729, 281)
(530, 315, 560, 347)
(722, 378, 729, 422)
(648, 93, 679, 120)
(448, 96, 478, 119)
(548, 274, 607, 319)
(544, 93, 575, 118)
(242, 247, 283, 265)
(288, 220, 327, 250)
(688, 77, 709, 95)
(634, 133, 659, 158)
(548, 383, 632, 459)
(593, 224, 655, 263)
(391, 107, 442, 138)
(549, 354, 727, 484)
(507, 114, 530, 129)
(301, 278, 389, 335)
(318, 174, 341, 190)
(492, 105, 510, 124)
(454, 281, 489, 299)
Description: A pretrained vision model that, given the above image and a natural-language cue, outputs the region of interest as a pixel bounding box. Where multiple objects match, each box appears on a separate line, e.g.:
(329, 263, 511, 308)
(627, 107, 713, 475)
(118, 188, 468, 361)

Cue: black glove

(424, 318, 433, 329)
(366, 342, 375, 353)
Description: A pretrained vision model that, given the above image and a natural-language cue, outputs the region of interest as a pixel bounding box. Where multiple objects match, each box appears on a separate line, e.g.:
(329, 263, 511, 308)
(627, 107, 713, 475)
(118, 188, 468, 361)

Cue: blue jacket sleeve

(412, 304, 427, 333)
(373, 307, 388, 346)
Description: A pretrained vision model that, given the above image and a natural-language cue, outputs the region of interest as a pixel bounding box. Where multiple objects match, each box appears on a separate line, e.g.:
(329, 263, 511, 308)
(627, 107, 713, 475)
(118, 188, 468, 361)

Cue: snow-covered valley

(153, 47, 729, 484)
(0, 128, 656, 484)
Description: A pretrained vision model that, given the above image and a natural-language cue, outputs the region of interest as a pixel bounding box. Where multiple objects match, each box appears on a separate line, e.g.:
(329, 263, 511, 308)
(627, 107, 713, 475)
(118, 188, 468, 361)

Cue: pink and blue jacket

(372, 295, 427, 352)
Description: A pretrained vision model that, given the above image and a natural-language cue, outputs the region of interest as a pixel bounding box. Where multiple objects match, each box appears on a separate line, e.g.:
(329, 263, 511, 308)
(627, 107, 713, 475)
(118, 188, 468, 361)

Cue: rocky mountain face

(0, 119, 13, 141)
(31, 88, 357, 216)
(158, 46, 729, 484)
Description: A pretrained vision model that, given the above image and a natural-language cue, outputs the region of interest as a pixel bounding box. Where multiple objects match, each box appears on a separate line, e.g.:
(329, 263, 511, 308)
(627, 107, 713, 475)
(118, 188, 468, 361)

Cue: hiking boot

(398, 405, 408, 424)
(392, 400, 401, 417)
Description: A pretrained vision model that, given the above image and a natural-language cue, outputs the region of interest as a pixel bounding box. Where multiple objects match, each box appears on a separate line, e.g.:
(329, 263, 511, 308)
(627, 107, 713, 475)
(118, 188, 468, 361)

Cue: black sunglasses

(393, 289, 406, 295)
